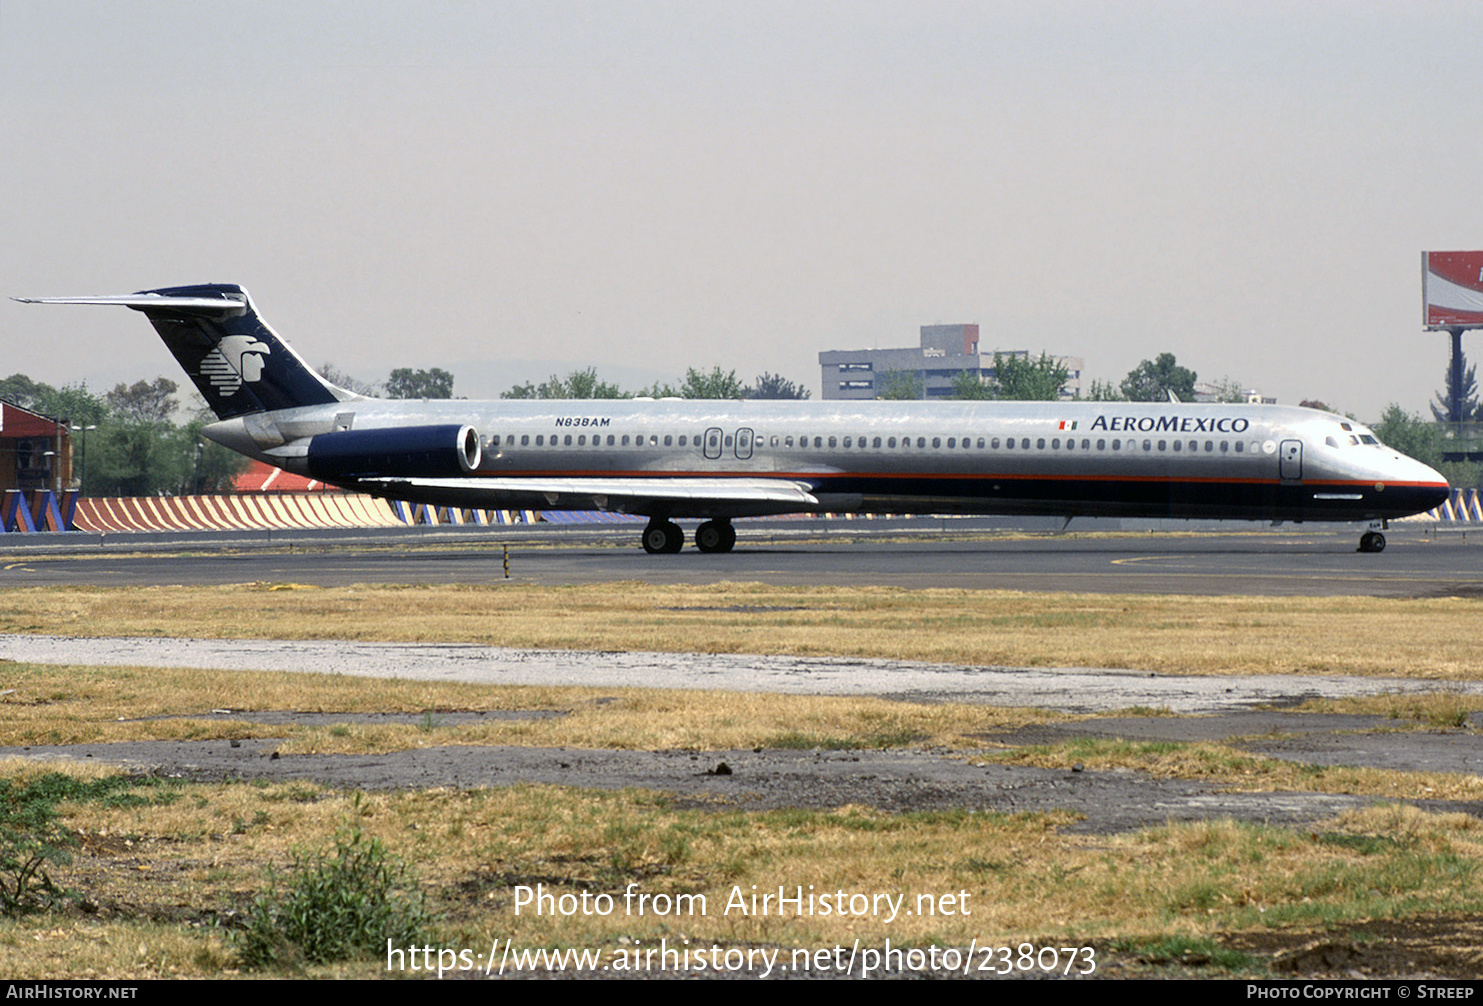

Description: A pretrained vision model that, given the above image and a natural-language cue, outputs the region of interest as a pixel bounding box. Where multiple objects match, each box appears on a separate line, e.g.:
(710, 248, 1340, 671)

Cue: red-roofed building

(0, 402, 71, 493)
(232, 458, 337, 493)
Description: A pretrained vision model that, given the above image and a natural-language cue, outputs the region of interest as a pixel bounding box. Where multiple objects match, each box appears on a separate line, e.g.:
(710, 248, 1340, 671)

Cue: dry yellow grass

(982, 739, 1483, 803)
(4, 581, 1482, 677)
(1293, 691, 1482, 726)
(0, 661, 1052, 751)
(6, 770, 1483, 979)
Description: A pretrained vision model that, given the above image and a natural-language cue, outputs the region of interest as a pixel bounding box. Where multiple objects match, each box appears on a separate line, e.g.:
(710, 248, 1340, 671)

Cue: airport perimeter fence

(2, 486, 1481, 534)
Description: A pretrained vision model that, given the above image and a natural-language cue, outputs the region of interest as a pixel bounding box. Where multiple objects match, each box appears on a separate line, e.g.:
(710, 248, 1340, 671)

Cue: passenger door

(1279, 439, 1303, 480)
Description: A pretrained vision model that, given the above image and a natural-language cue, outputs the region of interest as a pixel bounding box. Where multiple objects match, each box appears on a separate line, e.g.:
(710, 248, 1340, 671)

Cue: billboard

(1423, 251, 1483, 328)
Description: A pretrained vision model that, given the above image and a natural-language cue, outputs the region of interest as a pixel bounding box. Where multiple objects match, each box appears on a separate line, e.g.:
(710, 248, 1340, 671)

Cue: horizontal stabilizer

(14, 293, 245, 312)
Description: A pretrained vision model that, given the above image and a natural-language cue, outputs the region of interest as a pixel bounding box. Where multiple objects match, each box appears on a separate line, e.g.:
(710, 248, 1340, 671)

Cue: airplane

(18, 284, 1450, 554)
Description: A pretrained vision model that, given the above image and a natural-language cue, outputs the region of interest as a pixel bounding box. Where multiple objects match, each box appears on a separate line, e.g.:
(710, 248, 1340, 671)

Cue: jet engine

(306, 424, 481, 480)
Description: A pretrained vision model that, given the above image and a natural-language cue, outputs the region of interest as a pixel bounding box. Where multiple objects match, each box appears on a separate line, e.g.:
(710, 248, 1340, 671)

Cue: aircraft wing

(361, 475, 822, 518)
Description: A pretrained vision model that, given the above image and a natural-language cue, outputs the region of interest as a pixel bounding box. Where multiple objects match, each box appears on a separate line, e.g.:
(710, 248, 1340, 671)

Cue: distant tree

(318, 363, 380, 396)
(1299, 399, 1334, 413)
(1121, 353, 1197, 402)
(561, 368, 625, 399)
(678, 367, 744, 400)
(0, 373, 47, 409)
(503, 368, 627, 399)
(949, 369, 996, 400)
(1206, 376, 1249, 404)
(0, 374, 109, 426)
(1430, 356, 1482, 423)
(743, 372, 810, 400)
(385, 367, 454, 400)
(875, 369, 923, 401)
(86, 378, 183, 495)
(105, 378, 178, 424)
(42, 384, 109, 427)
(1083, 379, 1126, 402)
(633, 380, 682, 399)
(180, 419, 250, 493)
(178, 394, 250, 493)
(949, 354, 1069, 401)
(89, 420, 192, 496)
(993, 352, 1069, 401)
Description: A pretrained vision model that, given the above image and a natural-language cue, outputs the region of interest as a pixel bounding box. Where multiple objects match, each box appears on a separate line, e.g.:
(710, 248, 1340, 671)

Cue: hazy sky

(5, 1, 1482, 420)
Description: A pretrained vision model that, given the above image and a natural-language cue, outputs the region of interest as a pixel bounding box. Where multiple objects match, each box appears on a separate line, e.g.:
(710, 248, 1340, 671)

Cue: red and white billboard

(1423, 251, 1483, 328)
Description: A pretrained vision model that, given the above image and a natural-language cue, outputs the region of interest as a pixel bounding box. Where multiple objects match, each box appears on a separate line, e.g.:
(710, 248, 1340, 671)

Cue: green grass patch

(1111, 934, 1256, 971)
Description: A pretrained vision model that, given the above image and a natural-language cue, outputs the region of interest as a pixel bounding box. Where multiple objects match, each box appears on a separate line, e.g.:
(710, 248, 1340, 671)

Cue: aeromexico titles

(19, 285, 1449, 554)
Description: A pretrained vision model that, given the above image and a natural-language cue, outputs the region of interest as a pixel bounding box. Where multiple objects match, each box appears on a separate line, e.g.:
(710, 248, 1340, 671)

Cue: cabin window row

(490, 433, 717, 448)
(488, 434, 1251, 454)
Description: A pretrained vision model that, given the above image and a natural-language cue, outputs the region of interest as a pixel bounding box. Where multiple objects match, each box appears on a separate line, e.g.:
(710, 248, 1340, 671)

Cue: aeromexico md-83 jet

(19, 284, 1450, 553)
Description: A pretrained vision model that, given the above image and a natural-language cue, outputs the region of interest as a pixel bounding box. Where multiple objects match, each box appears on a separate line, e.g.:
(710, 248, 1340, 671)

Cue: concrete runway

(1, 522, 1478, 597)
(10, 634, 1478, 713)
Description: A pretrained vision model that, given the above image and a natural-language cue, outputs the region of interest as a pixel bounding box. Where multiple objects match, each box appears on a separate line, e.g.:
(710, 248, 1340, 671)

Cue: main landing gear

(641, 520, 684, 554)
(1358, 520, 1386, 553)
(641, 519, 736, 554)
(694, 519, 737, 553)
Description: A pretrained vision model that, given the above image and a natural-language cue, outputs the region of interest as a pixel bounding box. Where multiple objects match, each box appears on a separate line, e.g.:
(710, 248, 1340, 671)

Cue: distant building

(0, 401, 72, 493)
(1191, 381, 1274, 404)
(819, 324, 1083, 400)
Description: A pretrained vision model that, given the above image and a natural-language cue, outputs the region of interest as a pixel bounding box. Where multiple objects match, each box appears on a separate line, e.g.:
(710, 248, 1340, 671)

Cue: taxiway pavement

(1, 524, 1477, 597)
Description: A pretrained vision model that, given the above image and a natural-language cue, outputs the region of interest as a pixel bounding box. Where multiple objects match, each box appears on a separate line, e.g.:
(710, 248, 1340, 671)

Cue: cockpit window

(1326, 436, 1338, 448)
(1359, 434, 1379, 445)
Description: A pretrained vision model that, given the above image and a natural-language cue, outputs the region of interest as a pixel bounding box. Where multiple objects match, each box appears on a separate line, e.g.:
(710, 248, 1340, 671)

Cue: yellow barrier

(72, 493, 405, 533)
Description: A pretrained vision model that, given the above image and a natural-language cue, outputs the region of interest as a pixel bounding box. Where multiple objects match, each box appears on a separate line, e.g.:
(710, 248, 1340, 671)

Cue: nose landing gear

(1358, 520, 1387, 553)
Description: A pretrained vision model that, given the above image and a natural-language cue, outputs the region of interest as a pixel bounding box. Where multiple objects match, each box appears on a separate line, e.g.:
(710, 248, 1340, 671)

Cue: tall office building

(819, 324, 1083, 400)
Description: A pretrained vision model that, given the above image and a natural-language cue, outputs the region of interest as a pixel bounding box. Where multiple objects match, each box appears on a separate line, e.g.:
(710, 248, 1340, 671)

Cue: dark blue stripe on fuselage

(803, 473, 1445, 520)
(350, 469, 1447, 522)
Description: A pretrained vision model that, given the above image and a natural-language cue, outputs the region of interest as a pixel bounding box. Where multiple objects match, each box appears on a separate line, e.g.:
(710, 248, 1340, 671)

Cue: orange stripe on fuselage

(471, 468, 1446, 490)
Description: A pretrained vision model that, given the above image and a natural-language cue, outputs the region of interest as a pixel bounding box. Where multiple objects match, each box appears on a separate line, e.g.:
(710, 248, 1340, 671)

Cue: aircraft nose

(1425, 463, 1450, 503)
(1406, 459, 1451, 512)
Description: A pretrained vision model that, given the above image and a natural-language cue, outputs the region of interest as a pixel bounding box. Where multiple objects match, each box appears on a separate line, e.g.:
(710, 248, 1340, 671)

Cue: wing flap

(362, 475, 821, 517)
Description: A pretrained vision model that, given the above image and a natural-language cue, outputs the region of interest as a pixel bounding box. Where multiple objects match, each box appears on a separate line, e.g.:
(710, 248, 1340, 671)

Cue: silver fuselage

(205, 398, 1451, 523)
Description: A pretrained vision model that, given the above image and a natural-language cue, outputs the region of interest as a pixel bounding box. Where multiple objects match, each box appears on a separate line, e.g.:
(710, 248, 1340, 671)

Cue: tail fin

(15, 284, 351, 420)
